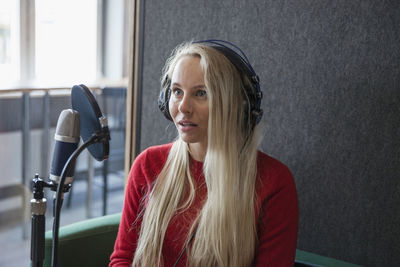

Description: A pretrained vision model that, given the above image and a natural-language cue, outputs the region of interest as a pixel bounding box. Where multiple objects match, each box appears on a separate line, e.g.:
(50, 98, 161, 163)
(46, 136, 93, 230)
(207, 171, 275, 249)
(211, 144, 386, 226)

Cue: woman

(110, 40, 298, 266)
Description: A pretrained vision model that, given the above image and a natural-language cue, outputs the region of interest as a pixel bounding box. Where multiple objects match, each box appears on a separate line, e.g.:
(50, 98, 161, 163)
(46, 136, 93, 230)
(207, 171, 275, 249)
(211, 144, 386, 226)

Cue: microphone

(49, 109, 80, 185)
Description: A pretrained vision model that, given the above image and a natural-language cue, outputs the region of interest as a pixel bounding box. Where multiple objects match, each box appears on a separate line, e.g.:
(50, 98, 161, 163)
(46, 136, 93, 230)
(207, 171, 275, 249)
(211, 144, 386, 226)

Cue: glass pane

(35, 0, 98, 83)
(0, 0, 19, 83)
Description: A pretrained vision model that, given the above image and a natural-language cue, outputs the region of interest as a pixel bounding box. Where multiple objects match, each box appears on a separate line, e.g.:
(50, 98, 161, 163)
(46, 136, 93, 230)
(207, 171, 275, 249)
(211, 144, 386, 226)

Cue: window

(0, 5, 129, 266)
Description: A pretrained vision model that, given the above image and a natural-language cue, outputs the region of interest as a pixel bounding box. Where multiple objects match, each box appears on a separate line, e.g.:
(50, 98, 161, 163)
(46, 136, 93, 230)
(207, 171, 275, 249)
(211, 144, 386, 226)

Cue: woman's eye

(196, 90, 207, 97)
(172, 88, 183, 96)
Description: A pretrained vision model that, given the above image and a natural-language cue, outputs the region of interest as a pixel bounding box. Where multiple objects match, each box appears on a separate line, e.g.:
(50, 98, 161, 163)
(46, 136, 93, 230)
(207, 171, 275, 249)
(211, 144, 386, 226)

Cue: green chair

(43, 213, 361, 267)
(43, 213, 120, 267)
(294, 250, 361, 267)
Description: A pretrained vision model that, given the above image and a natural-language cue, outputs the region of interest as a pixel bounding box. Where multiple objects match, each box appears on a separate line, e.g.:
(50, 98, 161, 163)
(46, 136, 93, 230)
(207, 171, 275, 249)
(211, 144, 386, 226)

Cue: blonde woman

(110, 40, 298, 267)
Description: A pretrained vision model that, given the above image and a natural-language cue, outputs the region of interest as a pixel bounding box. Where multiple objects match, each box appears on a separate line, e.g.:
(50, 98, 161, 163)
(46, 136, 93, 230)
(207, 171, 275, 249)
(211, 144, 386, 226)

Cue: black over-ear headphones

(158, 39, 263, 127)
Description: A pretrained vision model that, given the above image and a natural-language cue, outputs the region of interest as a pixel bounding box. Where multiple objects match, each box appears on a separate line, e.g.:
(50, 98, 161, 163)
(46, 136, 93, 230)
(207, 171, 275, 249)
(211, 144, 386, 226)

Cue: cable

(173, 228, 198, 267)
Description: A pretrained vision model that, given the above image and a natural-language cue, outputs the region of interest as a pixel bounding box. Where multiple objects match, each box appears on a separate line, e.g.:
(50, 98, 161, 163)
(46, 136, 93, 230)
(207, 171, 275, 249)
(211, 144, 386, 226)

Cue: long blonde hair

(133, 42, 262, 266)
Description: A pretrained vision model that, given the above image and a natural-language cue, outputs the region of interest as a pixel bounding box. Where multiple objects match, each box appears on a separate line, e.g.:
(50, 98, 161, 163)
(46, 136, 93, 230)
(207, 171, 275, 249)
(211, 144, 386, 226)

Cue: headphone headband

(194, 39, 257, 75)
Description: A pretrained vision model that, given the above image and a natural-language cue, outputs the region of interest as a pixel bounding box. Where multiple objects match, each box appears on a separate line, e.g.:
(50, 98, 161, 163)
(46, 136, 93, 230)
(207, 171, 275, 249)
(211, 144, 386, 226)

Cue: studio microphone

(49, 109, 80, 185)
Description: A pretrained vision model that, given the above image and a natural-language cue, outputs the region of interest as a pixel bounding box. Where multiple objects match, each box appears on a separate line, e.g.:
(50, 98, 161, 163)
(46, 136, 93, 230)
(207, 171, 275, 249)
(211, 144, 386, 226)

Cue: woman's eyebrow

(171, 82, 181, 87)
(192, 85, 206, 90)
(171, 83, 206, 90)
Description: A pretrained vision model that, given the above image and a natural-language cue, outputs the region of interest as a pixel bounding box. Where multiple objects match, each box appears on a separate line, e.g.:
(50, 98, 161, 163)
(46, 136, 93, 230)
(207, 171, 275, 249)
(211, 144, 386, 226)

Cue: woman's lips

(178, 120, 197, 132)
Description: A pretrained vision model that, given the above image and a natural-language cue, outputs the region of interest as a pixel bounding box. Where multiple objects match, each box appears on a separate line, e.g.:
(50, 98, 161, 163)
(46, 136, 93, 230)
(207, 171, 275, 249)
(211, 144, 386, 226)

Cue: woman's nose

(178, 95, 192, 114)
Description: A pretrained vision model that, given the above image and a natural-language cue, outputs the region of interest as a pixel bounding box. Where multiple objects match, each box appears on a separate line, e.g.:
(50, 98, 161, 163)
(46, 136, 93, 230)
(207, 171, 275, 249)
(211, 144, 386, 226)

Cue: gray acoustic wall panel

(135, 1, 400, 266)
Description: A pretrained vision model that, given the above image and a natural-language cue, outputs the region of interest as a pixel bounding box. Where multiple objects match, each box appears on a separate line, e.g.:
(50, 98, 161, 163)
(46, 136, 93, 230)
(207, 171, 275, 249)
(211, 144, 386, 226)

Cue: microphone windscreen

(71, 84, 109, 161)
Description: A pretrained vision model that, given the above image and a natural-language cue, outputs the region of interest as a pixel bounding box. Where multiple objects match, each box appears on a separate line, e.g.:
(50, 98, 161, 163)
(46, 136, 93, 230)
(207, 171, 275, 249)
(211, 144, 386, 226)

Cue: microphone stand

(30, 175, 49, 267)
(30, 176, 69, 267)
(30, 128, 110, 267)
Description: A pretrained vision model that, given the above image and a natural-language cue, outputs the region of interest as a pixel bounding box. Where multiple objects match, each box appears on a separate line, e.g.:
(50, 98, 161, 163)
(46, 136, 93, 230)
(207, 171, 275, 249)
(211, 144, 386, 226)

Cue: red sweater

(110, 143, 298, 266)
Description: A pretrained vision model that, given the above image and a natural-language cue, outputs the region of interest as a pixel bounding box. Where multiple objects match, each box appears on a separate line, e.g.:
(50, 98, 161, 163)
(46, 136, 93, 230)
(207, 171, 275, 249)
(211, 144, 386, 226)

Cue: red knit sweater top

(110, 143, 298, 266)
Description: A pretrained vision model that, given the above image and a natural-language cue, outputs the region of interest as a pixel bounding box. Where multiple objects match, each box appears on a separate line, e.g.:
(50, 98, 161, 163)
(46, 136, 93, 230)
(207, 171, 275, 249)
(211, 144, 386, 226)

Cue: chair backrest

(43, 213, 121, 267)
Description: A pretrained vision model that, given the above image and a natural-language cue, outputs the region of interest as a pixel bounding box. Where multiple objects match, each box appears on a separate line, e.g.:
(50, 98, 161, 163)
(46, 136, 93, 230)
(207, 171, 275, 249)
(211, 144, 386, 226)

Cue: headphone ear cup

(158, 77, 173, 121)
(243, 84, 262, 128)
(247, 80, 263, 126)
